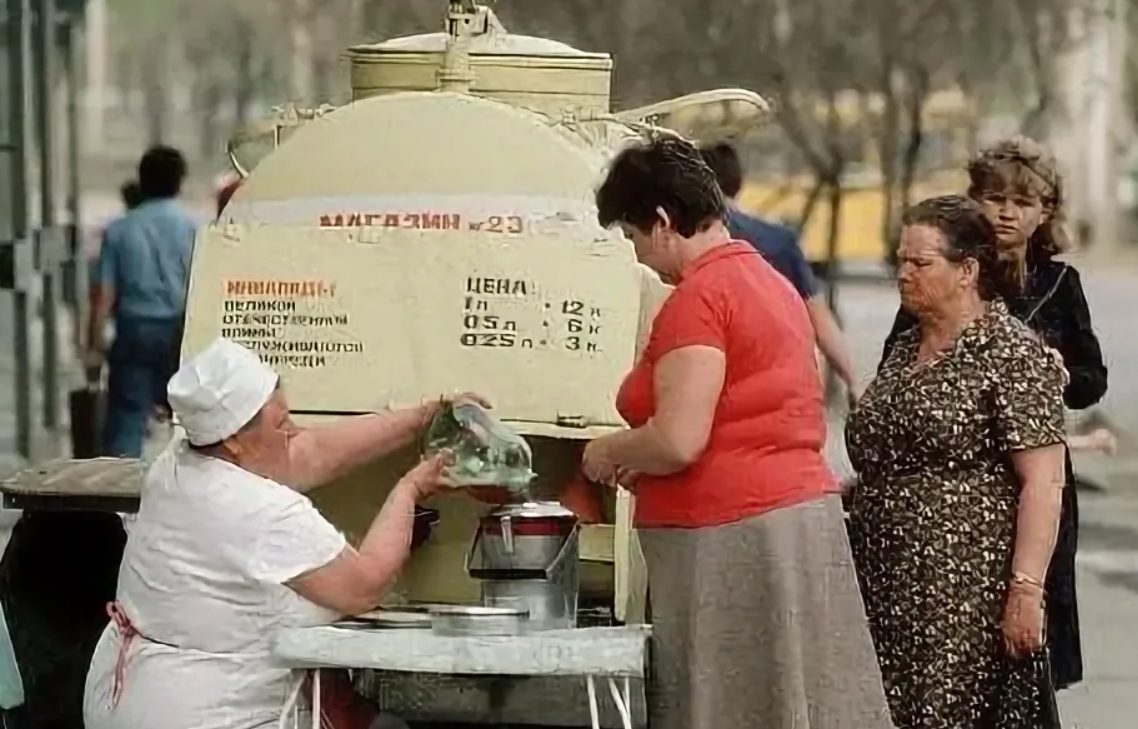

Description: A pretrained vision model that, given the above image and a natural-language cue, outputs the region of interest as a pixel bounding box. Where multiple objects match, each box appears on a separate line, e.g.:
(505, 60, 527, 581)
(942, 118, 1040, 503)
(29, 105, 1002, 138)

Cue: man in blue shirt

(87, 146, 197, 456)
(700, 143, 861, 400)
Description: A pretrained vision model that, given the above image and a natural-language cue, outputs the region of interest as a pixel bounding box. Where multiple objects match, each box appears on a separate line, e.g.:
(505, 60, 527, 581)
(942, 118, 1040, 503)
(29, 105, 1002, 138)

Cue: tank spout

(437, 1, 504, 93)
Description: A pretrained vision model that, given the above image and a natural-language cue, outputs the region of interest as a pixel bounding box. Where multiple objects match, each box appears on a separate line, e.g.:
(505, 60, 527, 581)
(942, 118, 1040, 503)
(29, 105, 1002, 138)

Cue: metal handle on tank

(612, 89, 771, 126)
(501, 515, 514, 554)
(547, 525, 580, 575)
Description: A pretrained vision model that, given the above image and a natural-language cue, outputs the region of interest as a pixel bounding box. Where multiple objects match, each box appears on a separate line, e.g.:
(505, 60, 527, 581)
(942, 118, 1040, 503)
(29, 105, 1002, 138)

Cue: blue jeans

(103, 317, 180, 458)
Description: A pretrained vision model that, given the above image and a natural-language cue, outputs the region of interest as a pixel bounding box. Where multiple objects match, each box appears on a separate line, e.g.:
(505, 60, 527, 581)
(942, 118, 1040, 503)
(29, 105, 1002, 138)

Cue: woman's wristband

(1010, 570, 1046, 592)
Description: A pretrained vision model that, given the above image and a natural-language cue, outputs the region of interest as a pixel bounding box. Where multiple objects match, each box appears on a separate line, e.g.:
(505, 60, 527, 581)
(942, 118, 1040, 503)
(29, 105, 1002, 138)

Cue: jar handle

(501, 515, 514, 554)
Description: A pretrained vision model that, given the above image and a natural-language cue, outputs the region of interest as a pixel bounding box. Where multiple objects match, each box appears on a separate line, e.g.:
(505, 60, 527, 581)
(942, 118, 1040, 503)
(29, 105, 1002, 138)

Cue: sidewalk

(1059, 565, 1138, 729)
(1059, 484, 1138, 729)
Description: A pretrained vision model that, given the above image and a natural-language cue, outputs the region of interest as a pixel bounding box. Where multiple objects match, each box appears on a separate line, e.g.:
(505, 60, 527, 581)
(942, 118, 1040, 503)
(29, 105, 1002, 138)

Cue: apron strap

(106, 601, 139, 710)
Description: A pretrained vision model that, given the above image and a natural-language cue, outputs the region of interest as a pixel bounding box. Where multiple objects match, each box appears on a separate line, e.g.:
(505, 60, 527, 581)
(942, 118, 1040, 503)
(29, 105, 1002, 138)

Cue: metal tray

(337, 610, 432, 630)
(428, 605, 529, 636)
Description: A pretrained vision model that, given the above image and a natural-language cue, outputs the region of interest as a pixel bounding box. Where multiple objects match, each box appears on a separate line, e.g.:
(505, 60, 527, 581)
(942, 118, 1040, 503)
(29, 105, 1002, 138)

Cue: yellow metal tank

(346, 20, 612, 116)
(197, 1, 770, 622)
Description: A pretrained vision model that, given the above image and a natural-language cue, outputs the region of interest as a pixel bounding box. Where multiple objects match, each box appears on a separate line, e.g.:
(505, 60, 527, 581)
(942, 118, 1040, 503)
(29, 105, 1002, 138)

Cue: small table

(272, 624, 651, 729)
(0, 457, 143, 513)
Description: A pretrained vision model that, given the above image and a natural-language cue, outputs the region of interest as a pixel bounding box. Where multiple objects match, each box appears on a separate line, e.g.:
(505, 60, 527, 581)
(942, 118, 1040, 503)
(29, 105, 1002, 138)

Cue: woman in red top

(582, 137, 891, 729)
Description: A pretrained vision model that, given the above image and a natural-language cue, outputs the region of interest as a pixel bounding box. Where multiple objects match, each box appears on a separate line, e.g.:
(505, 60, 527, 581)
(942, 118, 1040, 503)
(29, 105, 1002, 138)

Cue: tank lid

(347, 31, 610, 60)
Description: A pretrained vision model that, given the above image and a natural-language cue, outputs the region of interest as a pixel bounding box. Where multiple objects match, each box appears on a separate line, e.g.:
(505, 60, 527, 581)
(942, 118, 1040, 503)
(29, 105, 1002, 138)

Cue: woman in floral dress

(846, 195, 1068, 728)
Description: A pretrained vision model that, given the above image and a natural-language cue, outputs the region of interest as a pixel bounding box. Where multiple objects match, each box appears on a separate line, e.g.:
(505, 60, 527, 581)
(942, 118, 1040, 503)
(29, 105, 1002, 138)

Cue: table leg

(586, 675, 601, 729)
(585, 675, 634, 729)
(311, 668, 322, 729)
(606, 678, 633, 729)
(279, 676, 303, 729)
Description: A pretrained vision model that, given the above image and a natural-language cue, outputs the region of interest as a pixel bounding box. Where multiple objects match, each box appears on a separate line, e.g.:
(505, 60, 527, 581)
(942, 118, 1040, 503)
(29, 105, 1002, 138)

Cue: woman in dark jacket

(878, 136, 1107, 690)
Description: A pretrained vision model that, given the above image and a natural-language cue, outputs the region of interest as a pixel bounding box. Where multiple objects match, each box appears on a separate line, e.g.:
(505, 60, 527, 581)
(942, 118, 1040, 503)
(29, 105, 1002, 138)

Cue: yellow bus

(732, 89, 976, 263)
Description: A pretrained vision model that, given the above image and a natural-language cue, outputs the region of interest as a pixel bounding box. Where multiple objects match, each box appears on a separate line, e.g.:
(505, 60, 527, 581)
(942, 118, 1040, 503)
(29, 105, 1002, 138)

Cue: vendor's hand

(421, 391, 493, 425)
(1002, 582, 1046, 658)
(448, 391, 492, 409)
(582, 438, 619, 485)
(397, 451, 456, 501)
(847, 382, 864, 409)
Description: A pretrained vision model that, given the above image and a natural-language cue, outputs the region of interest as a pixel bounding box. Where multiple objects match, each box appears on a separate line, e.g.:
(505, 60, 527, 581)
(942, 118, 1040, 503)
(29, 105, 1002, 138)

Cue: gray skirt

(639, 494, 894, 729)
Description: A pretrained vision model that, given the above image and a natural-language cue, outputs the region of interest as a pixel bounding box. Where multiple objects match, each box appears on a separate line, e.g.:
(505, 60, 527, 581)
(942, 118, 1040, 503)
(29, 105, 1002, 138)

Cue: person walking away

(848, 195, 1068, 728)
(75, 180, 144, 367)
(87, 146, 198, 457)
(877, 137, 1107, 690)
(700, 142, 862, 401)
(581, 137, 893, 729)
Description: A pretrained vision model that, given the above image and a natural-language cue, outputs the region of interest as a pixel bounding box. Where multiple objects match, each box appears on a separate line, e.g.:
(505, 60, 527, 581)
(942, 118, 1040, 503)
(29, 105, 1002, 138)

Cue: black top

(875, 255, 1108, 689)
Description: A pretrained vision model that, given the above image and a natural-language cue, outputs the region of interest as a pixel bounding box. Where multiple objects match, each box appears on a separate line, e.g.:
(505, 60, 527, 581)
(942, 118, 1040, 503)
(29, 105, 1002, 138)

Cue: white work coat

(84, 436, 347, 729)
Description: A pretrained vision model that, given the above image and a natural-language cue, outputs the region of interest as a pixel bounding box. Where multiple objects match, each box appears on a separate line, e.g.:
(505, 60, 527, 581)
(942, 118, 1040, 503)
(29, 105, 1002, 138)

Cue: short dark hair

(138, 145, 187, 200)
(901, 194, 1021, 302)
(596, 137, 726, 238)
(698, 142, 744, 198)
(120, 179, 144, 210)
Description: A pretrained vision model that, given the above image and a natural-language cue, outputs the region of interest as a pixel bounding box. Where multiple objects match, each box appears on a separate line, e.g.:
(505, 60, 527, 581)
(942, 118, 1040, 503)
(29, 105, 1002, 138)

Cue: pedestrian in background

(700, 142, 862, 401)
(87, 146, 198, 457)
(848, 195, 1067, 728)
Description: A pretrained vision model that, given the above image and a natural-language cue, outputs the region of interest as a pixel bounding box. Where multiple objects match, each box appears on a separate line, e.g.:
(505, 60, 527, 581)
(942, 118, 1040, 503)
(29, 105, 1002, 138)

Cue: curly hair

(966, 135, 1071, 256)
(596, 136, 726, 238)
(901, 194, 1022, 302)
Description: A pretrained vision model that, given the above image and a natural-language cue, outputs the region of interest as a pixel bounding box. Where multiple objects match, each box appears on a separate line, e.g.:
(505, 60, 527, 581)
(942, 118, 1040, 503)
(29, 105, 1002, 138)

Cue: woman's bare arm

(602, 345, 726, 475)
(1009, 443, 1067, 584)
(286, 455, 442, 615)
(284, 405, 433, 492)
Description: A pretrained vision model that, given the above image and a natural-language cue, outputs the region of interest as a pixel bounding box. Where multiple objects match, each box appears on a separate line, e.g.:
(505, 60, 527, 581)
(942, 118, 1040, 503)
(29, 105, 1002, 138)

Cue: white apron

(83, 436, 347, 729)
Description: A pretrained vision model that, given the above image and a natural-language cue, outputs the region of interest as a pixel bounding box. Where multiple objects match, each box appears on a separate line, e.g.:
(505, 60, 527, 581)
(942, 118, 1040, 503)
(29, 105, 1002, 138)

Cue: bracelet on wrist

(1010, 571, 1046, 592)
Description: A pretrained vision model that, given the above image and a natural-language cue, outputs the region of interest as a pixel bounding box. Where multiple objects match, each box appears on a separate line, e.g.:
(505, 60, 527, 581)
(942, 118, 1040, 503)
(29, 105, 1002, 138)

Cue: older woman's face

(227, 389, 298, 482)
(975, 190, 1047, 250)
(896, 224, 978, 317)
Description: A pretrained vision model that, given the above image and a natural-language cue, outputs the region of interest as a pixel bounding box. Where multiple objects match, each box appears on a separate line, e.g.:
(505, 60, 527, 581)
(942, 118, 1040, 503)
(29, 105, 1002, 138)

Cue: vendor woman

(84, 338, 481, 729)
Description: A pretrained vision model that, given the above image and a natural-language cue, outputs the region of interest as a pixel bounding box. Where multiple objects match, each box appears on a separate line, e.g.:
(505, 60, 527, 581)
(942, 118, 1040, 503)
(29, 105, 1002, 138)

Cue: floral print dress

(846, 300, 1067, 729)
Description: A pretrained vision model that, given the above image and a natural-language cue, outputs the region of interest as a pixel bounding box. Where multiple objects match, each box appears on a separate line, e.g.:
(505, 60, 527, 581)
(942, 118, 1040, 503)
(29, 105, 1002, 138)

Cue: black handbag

(1036, 648, 1063, 729)
(68, 379, 106, 458)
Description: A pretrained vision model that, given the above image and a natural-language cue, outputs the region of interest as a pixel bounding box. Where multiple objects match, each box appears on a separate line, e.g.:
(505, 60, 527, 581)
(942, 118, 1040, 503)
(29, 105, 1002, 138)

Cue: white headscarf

(167, 338, 279, 446)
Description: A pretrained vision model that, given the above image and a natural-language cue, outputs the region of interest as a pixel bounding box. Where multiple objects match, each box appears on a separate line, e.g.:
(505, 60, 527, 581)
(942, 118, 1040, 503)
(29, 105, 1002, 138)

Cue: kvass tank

(187, 1, 769, 619)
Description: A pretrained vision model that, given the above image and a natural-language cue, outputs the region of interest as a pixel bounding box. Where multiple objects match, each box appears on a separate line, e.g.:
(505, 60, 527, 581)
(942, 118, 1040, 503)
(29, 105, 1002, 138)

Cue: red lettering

(403, 213, 421, 229)
(364, 213, 382, 225)
(442, 214, 460, 230)
(319, 215, 333, 227)
(347, 213, 363, 226)
(226, 280, 247, 296)
(383, 214, 401, 228)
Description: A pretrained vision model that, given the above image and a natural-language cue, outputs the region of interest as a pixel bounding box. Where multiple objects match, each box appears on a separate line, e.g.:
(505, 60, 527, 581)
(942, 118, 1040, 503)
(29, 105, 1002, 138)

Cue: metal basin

(428, 605, 529, 636)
